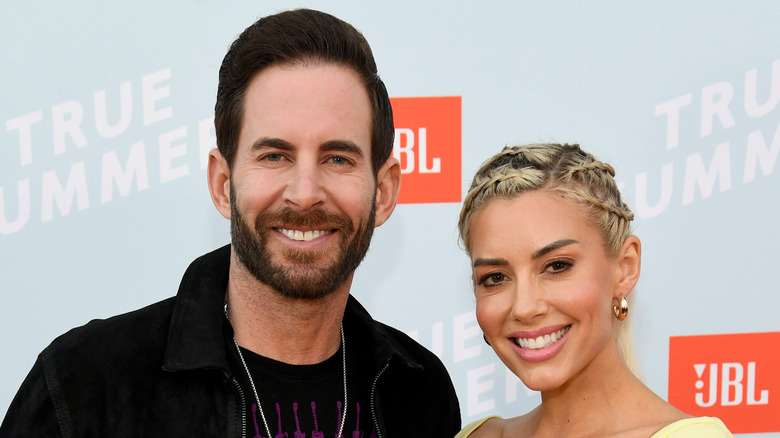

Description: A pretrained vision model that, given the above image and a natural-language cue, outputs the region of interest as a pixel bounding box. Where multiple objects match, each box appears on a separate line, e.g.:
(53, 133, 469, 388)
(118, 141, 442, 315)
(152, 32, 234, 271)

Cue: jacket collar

(344, 294, 424, 372)
(163, 245, 232, 372)
(162, 244, 423, 374)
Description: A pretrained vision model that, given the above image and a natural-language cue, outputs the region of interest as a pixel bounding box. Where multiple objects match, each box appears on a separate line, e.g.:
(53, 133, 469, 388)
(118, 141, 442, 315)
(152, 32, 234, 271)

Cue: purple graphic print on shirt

(249, 402, 376, 438)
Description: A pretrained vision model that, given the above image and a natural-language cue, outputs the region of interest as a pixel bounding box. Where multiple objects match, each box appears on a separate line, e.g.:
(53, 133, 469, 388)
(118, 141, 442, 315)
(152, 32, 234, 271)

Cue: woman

(455, 144, 732, 437)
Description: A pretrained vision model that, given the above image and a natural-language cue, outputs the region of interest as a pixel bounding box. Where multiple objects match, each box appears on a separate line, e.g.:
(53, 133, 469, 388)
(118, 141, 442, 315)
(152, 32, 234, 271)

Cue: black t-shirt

(226, 327, 375, 438)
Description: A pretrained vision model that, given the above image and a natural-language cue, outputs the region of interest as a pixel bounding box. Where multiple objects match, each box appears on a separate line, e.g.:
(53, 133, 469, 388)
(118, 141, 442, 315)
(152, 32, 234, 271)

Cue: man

(1, 9, 461, 437)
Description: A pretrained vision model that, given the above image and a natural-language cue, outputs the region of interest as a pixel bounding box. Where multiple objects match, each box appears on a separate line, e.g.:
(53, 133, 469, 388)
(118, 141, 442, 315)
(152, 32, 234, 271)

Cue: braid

(567, 161, 616, 178)
(561, 190, 635, 223)
(459, 143, 634, 256)
(557, 157, 635, 223)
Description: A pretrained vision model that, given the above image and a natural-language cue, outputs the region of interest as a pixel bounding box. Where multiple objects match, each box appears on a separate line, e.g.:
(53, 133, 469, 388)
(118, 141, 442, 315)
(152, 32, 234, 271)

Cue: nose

(509, 283, 548, 323)
(283, 159, 326, 211)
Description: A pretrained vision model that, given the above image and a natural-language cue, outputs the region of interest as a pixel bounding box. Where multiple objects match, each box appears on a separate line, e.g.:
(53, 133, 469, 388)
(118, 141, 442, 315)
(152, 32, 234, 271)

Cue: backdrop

(2, 2, 779, 435)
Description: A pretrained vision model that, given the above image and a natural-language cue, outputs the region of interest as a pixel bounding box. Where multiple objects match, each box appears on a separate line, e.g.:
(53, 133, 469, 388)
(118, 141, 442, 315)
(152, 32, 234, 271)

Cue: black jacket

(1, 245, 461, 437)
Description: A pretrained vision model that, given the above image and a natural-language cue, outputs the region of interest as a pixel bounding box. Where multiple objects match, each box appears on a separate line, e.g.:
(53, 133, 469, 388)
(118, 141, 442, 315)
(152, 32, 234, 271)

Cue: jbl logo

(389, 96, 461, 204)
(394, 128, 441, 174)
(693, 362, 769, 407)
(669, 332, 780, 434)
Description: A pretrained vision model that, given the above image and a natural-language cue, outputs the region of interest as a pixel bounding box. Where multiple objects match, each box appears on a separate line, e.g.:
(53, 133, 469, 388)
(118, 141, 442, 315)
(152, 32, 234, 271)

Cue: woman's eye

(478, 272, 505, 287)
(546, 260, 571, 273)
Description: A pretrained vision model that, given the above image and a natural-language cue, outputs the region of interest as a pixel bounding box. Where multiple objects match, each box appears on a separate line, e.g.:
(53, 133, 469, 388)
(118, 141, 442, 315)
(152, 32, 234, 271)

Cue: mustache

(255, 207, 352, 231)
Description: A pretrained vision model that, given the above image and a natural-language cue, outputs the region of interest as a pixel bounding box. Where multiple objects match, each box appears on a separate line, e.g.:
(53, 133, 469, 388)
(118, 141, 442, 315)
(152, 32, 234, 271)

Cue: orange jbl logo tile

(668, 332, 780, 434)
(390, 96, 461, 204)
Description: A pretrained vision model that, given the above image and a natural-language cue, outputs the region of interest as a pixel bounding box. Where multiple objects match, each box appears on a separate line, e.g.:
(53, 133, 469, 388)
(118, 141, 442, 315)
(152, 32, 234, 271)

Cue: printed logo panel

(390, 96, 461, 204)
(668, 332, 780, 434)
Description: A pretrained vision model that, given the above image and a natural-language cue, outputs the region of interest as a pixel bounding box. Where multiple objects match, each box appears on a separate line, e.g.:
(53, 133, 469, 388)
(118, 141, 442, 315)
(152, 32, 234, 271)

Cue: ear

(207, 148, 232, 219)
(614, 235, 641, 298)
(373, 156, 401, 227)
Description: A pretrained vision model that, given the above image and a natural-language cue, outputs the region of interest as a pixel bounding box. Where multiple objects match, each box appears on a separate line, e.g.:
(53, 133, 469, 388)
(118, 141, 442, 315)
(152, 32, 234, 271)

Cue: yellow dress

(651, 417, 733, 437)
(454, 416, 733, 437)
(454, 416, 499, 438)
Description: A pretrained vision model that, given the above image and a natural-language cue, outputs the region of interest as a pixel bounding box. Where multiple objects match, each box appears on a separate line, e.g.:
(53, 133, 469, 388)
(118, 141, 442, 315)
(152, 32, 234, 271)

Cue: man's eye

(265, 153, 283, 162)
(329, 156, 348, 165)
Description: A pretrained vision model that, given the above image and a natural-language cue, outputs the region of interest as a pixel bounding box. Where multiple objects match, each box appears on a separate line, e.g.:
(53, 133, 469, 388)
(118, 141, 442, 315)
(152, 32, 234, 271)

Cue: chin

(524, 380, 559, 393)
(510, 367, 566, 393)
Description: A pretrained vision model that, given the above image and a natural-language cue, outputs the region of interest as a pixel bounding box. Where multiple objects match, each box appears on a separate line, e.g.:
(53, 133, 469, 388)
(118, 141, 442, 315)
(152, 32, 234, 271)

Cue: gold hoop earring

(613, 296, 628, 321)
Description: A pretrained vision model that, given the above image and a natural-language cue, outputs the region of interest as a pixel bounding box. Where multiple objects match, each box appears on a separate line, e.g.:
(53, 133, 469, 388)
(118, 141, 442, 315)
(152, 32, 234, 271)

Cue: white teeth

(515, 326, 570, 350)
(278, 228, 332, 241)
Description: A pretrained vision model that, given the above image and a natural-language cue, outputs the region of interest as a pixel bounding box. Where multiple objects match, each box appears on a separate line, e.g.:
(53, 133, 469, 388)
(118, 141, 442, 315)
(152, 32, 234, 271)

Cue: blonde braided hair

(458, 143, 641, 375)
(459, 143, 634, 256)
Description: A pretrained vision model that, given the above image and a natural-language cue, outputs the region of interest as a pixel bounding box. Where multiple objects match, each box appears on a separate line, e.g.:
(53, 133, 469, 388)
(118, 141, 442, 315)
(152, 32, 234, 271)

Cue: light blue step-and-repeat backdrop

(2, 2, 779, 435)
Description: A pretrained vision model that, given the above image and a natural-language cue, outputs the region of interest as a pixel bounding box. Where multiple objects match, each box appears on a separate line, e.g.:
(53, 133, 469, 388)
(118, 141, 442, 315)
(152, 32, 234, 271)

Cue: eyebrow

(249, 138, 364, 157)
(472, 257, 509, 268)
(531, 239, 578, 260)
(250, 137, 293, 152)
(320, 140, 364, 157)
(472, 239, 578, 268)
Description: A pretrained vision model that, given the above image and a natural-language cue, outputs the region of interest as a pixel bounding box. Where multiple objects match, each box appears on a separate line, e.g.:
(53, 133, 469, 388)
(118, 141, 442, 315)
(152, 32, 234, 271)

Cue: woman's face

(468, 190, 633, 392)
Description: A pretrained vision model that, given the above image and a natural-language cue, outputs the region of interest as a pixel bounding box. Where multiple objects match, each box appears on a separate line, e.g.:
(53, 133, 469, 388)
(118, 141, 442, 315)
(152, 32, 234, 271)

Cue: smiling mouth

(513, 326, 570, 350)
(276, 228, 335, 242)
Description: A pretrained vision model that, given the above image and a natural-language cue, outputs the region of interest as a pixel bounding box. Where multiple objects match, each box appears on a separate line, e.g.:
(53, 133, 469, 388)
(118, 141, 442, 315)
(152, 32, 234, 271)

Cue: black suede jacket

(1, 245, 461, 437)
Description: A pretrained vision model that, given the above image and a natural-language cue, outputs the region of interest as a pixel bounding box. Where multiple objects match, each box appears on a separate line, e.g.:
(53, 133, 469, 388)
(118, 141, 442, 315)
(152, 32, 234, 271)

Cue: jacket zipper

(229, 376, 247, 438)
(370, 360, 390, 438)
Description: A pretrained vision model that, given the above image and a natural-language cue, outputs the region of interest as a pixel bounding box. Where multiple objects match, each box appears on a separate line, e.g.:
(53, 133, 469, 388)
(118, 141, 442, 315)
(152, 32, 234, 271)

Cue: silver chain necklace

(225, 303, 348, 438)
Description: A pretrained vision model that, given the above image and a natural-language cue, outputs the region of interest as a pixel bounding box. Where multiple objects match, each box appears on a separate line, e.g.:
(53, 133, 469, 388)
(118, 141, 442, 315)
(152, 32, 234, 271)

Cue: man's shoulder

(345, 297, 447, 371)
(371, 318, 440, 363)
(45, 297, 177, 362)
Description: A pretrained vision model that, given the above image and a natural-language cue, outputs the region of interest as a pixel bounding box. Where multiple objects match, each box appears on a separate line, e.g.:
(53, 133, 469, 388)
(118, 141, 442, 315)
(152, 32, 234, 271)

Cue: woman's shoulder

(650, 417, 733, 438)
(454, 416, 503, 438)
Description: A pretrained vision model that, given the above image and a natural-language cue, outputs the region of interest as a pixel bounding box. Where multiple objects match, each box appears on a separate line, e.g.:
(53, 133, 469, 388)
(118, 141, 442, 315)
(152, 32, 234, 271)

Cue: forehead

(468, 191, 601, 255)
(238, 63, 372, 152)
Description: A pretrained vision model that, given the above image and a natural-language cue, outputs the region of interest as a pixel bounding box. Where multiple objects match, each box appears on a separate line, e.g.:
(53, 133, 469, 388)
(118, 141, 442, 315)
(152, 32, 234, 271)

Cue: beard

(230, 186, 376, 300)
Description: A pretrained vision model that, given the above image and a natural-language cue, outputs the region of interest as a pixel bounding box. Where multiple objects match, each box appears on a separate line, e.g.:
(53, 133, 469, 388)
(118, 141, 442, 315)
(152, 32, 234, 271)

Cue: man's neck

(225, 253, 350, 365)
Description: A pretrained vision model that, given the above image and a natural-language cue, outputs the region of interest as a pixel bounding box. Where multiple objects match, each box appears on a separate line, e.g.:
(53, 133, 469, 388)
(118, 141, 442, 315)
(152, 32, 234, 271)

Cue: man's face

(228, 63, 377, 299)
